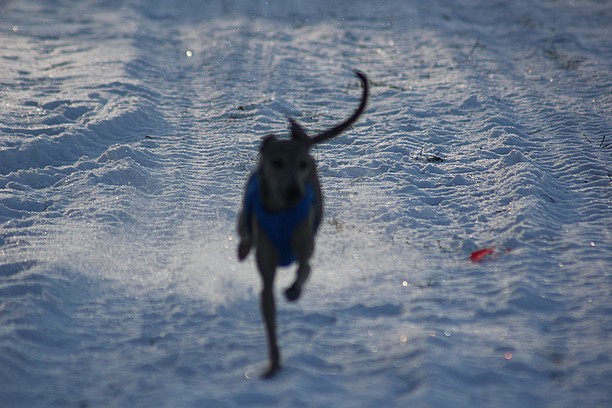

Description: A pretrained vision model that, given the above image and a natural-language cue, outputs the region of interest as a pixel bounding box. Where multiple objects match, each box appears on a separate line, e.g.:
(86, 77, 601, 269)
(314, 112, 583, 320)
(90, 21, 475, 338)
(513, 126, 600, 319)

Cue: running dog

(237, 71, 369, 378)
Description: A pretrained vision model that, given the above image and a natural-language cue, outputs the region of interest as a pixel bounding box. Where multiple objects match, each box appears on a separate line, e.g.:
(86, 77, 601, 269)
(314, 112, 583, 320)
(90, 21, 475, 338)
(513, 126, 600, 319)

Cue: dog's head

(255, 70, 369, 212)
(258, 121, 314, 211)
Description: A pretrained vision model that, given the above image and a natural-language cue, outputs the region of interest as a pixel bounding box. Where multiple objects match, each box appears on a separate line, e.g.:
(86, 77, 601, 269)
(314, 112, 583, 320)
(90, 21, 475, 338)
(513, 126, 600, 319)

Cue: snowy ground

(1, 0, 611, 406)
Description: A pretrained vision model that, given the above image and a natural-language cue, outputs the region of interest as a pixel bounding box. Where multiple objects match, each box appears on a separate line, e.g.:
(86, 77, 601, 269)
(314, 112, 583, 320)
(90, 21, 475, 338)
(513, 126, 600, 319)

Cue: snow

(1, 0, 611, 406)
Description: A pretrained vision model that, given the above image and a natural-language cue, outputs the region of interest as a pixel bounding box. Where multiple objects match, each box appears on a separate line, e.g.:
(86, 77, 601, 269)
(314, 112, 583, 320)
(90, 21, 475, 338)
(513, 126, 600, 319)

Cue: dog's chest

(244, 172, 316, 266)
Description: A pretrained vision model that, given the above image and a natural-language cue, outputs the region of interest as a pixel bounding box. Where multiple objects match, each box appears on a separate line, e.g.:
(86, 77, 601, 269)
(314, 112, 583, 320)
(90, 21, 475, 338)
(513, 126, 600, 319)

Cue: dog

(237, 70, 369, 378)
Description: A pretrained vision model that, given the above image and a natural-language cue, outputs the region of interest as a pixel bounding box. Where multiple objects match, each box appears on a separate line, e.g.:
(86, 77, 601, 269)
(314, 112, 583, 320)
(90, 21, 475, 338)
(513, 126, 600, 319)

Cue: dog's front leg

(285, 261, 311, 302)
(285, 219, 314, 302)
(236, 208, 252, 261)
(256, 247, 281, 378)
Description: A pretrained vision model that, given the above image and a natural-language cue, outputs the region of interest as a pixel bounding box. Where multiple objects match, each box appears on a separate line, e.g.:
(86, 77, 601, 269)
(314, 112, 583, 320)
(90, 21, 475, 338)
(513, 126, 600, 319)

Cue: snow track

(1, 1, 610, 407)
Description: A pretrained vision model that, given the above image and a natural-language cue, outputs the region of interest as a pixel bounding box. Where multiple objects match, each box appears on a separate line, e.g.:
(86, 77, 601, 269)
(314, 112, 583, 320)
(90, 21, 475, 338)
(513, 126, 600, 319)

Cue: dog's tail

(291, 70, 369, 147)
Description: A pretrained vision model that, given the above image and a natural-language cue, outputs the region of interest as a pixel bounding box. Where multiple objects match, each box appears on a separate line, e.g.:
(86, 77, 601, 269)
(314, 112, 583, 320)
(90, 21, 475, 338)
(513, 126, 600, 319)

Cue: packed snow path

(1, 1, 610, 406)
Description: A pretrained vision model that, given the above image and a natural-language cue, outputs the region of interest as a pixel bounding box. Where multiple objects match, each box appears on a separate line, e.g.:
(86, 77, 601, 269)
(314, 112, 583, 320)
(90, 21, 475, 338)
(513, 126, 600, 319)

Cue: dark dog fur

(237, 71, 369, 378)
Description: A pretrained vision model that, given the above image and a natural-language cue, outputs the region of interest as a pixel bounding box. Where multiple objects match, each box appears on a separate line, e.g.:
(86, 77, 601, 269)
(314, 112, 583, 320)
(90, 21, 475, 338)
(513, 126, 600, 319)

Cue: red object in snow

(470, 248, 495, 262)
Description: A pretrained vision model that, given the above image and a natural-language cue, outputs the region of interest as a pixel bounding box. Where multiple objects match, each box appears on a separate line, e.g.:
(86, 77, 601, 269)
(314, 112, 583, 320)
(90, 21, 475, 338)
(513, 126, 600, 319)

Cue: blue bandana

(244, 171, 318, 267)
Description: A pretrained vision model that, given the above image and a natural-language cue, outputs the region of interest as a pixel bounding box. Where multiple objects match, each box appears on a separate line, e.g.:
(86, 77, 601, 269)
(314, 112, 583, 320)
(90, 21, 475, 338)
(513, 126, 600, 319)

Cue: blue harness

(244, 171, 319, 267)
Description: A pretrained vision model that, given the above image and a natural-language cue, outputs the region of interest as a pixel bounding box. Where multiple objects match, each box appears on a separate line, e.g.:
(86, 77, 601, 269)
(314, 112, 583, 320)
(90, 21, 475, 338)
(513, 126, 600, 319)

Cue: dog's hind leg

(256, 246, 281, 378)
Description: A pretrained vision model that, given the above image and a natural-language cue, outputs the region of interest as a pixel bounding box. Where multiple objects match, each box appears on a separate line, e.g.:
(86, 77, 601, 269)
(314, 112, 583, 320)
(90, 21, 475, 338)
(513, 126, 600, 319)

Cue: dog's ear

(260, 134, 278, 153)
(289, 118, 310, 146)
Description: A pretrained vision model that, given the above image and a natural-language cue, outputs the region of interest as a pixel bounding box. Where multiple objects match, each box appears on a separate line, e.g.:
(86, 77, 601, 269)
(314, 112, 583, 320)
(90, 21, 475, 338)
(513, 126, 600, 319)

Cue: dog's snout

(285, 184, 302, 202)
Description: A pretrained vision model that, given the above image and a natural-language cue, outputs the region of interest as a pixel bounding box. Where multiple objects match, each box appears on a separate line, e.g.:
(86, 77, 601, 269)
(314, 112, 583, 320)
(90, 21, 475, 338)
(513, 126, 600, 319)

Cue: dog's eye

(271, 159, 284, 169)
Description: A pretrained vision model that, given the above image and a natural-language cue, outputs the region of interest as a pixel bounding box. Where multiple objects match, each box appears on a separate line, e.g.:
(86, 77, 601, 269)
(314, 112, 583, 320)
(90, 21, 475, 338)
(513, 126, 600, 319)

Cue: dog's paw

(237, 241, 251, 261)
(260, 363, 281, 379)
(284, 285, 301, 302)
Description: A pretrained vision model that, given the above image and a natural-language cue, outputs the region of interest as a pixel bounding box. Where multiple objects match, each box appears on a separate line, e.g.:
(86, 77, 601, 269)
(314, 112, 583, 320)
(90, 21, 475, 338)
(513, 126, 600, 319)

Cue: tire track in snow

(382, 2, 612, 405)
(1, 1, 610, 407)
